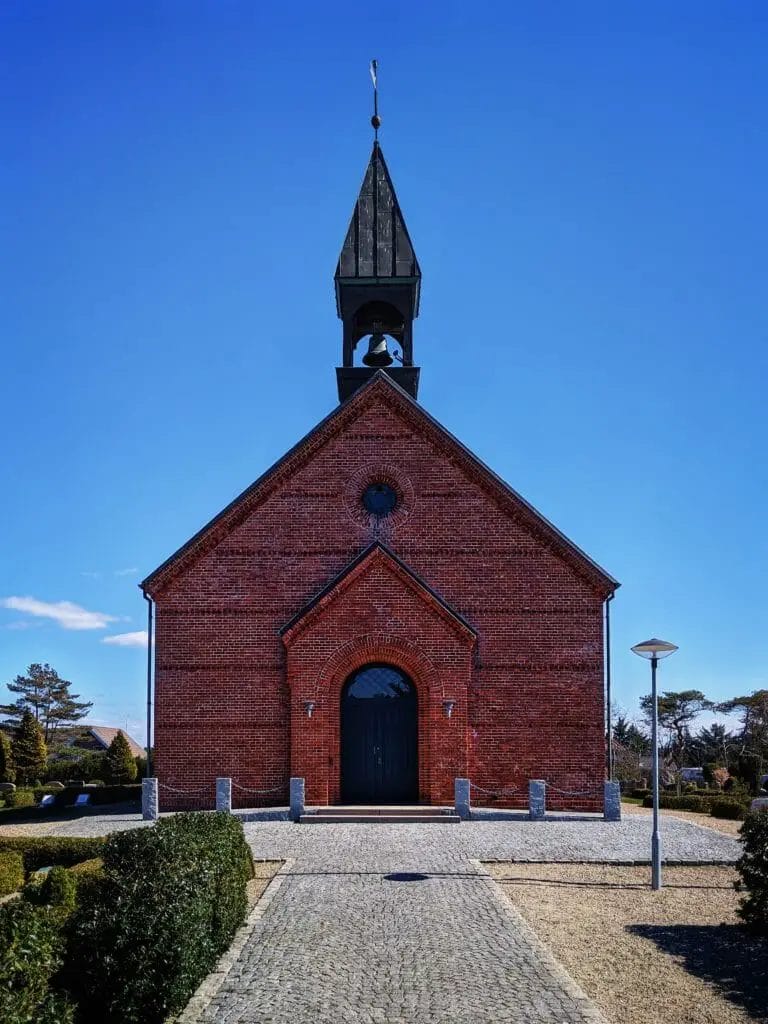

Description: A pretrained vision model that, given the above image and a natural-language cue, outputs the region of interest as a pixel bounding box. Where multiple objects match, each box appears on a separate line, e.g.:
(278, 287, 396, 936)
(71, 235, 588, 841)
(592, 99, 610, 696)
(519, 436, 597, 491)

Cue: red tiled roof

(88, 726, 145, 759)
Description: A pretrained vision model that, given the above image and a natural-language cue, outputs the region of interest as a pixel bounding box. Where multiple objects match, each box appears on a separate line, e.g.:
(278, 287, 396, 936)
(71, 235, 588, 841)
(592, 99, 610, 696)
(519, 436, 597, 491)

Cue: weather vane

(370, 59, 381, 139)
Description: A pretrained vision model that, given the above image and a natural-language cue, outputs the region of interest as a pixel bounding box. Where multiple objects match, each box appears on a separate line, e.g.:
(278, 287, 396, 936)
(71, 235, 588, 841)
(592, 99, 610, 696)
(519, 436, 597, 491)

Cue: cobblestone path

(1, 814, 739, 1023)
(192, 817, 737, 1024)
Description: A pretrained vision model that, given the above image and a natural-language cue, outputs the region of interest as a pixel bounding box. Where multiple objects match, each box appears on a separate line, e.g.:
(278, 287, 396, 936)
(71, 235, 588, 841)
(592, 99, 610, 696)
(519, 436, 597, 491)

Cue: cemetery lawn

(488, 863, 766, 1024)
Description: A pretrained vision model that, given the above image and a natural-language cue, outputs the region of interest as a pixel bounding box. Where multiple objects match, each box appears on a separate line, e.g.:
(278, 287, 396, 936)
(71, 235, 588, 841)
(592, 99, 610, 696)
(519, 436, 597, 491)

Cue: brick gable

(147, 372, 617, 811)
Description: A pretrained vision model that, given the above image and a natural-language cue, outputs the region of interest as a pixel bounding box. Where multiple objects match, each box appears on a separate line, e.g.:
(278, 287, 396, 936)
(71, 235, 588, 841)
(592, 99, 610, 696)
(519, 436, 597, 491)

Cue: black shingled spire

(334, 142, 422, 402)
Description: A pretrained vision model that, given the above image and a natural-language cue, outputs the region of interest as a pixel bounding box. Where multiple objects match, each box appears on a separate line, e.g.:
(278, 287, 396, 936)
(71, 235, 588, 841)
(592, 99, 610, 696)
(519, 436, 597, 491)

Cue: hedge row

(0, 813, 255, 1024)
(711, 797, 747, 820)
(640, 793, 752, 817)
(3, 789, 35, 809)
(0, 900, 76, 1023)
(641, 794, 716, 813)
(0, 852, 25, 897)
(32, 784, 142, 807)
(737, 810, 768, 931)
(0, 836, 106, 873)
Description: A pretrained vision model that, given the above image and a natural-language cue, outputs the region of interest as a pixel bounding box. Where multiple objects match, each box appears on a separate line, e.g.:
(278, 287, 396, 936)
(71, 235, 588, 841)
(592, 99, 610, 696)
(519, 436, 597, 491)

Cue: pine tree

(0, 730, 15, 784)
(104, 731, 138, 784)
(12, 710, 47, 785)
(1, 663, 93, 742)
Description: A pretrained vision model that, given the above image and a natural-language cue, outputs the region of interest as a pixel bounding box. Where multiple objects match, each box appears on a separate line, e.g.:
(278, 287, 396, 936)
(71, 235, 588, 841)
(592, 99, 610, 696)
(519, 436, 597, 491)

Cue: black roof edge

(141, 370, 618, 594)
(278, 540, 478, 638)
(371, 374, 620, 591)
(139, 386, 360, 593)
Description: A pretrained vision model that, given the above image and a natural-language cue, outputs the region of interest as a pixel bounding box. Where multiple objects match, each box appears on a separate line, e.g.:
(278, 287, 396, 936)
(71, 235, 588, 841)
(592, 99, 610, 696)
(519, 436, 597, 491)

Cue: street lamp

(631, 637, 678, 890)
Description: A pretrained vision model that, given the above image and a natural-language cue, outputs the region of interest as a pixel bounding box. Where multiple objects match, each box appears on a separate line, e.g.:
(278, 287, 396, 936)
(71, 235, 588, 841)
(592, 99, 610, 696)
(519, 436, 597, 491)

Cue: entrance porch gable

(282, 545, 475, 805)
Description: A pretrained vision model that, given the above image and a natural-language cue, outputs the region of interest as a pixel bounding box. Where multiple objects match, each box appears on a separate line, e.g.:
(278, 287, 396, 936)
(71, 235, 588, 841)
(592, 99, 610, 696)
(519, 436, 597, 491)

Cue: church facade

(142, 142, 618, 812)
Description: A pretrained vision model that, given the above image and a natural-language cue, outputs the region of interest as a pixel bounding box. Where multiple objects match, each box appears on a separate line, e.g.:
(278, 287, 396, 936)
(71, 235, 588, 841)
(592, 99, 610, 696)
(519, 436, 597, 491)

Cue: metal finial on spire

(370, 59, 381, 138)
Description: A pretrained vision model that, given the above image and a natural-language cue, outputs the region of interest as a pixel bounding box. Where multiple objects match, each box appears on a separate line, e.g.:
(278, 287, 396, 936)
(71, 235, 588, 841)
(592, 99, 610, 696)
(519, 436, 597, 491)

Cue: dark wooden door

(340, 664, 418, 804)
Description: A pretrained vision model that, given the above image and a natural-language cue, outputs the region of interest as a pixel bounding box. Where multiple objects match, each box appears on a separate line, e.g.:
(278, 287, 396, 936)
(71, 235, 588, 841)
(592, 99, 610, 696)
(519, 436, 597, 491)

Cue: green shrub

(0, 836, 106, 873)
(68, 812, 254, 1023)
(710, 797, 747, 820)
(67, 857, 103, 877)
(42, 752, 106, 784)
(631, 788, 650, 799)
(23, 866, 78, 916)
(641, 794, 714, 813)
(0, 851, 25, 896)
(33, 785, 67, 801)
(0, 900, 75, 1023)
(28, 784, 141, 809)
(104, 731, 138, 784)
(4, 788, 35, 809)
(736, 810, 768, 931)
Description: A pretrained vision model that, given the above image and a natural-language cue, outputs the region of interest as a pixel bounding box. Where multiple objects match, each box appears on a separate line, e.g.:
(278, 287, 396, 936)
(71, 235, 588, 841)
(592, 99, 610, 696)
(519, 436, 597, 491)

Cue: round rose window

(362, 482, 397, 516)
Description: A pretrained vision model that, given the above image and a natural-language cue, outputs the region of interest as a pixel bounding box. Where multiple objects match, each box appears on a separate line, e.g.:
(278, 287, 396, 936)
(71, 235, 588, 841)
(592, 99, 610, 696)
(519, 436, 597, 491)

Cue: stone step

(299, 813, 461, 824)
(306, 805, 455, 816)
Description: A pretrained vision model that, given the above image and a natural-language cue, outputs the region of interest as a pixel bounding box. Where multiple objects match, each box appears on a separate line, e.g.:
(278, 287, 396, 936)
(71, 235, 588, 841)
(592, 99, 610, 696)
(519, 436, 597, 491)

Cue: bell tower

(335, 138, 421, 402)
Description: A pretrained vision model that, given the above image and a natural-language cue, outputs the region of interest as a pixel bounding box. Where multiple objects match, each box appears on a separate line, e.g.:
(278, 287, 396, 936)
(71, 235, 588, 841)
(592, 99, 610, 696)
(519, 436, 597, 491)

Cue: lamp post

(631, 637, 678, 891)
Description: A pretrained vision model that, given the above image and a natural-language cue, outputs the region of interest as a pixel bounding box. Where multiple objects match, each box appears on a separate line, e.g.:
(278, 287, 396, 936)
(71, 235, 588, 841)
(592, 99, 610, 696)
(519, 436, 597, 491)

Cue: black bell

(362, 329, 393, 368)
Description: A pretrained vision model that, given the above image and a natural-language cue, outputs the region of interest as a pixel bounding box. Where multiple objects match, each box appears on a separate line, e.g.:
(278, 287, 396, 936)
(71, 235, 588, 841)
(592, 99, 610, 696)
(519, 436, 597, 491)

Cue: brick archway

(319, 634, 438, 804)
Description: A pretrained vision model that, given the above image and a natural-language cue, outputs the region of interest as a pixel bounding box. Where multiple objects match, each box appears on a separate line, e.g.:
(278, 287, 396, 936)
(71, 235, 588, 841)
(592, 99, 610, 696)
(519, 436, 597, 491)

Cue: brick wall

(147, 375, 614, 811)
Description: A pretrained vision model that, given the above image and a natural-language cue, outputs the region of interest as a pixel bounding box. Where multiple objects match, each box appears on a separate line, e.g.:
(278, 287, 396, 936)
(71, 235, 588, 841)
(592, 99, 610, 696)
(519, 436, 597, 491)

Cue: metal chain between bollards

(157, 783, 211, 796)
(230, 782, 286, 796)
(469, 782, 523, 796)
(545, 785, 605, 797)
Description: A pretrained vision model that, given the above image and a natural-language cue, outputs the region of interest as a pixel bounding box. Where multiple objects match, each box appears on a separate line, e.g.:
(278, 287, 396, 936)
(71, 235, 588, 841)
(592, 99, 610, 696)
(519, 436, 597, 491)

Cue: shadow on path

(629, 923, 768, 1022)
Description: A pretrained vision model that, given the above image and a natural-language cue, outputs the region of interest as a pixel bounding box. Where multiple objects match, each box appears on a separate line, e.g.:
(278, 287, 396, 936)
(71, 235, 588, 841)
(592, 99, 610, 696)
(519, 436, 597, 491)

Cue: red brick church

(141, 141, 618, 811)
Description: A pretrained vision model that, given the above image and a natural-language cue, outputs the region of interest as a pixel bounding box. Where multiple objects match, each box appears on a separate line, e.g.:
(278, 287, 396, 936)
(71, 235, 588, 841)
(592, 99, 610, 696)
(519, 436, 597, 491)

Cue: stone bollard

(604, 780, 621, 821)
(142, 777, 159, 821)
(454, 778, 471, 821)
(289, 777, 305, 823)
(216, 777, 232, 813)
(528, 779, 546, 821)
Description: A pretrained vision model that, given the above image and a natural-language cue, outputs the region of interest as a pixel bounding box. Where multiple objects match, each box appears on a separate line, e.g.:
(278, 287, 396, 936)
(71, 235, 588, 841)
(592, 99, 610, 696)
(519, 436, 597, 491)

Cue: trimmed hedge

(0, 851, 25, 897)
(22, 866, 79, 916)
(67, 812, 254, 1023)
(736, 809, 768, 931)
(642, 794, 714, 813)
(32, 784, 141, 808)
(710, 797, 747, 820)
(0, 900, 76, 1024)
(4, 788, 35, 809)
(67, 857, 103, 877)
(0, 836, 106, 874)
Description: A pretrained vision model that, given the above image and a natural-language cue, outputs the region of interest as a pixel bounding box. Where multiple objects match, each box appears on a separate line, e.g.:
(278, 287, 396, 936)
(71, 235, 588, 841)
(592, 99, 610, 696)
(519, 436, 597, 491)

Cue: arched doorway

(340, 663, 418, 804)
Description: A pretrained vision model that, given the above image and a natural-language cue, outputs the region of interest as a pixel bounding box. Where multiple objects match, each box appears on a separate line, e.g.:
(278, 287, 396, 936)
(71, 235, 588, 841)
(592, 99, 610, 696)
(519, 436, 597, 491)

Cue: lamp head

(631, 638, 678, 661)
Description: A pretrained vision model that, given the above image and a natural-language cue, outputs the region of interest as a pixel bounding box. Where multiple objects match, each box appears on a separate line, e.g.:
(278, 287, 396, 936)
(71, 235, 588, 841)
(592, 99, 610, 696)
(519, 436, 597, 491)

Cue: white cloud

(102, 630, 148, 648)
(114, 567, 138, 577)
(1, 596, 118, 630)
(80, 571, 103, 580)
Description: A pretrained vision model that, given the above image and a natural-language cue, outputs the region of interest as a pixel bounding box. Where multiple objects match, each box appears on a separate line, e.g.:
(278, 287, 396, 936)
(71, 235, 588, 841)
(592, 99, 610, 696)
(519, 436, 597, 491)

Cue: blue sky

(2, 2, 766, 743)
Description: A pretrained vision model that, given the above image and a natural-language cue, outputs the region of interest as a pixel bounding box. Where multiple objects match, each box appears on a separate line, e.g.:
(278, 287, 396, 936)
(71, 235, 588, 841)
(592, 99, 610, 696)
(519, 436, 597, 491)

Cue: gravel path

(2, 812, 741, 1023)
(490, 863, 762, 1024)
